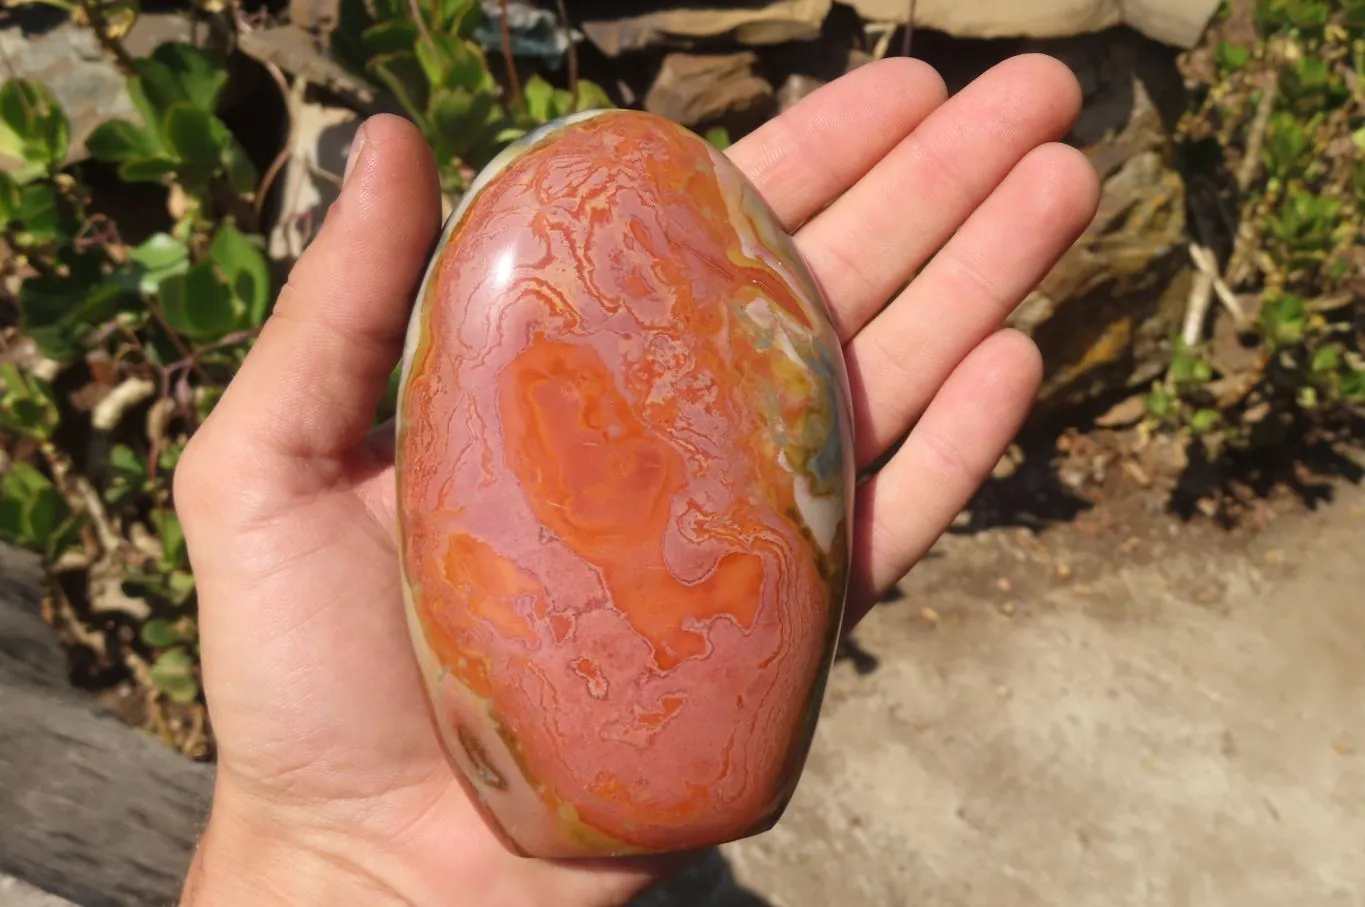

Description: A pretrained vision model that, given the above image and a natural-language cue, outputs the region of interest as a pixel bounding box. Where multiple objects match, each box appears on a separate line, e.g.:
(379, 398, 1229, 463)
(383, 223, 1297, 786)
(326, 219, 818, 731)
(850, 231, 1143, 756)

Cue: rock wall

(1, 1, 1219, 426)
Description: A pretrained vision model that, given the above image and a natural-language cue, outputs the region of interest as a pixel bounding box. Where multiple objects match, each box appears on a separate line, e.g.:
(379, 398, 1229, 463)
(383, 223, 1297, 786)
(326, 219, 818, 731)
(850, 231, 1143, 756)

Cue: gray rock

(580, 0, 833, 56)
(836, 0, 1221, 48)
(644, 52, 775, 131)
(0, 13, 191, 172)
(1000, 31, 1192, 416)
(472, 0, 581, 69)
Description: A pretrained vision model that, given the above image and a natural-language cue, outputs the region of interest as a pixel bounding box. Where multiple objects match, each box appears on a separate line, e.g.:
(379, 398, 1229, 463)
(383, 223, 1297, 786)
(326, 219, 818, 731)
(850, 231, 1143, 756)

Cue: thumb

(198, 114, 442, 468)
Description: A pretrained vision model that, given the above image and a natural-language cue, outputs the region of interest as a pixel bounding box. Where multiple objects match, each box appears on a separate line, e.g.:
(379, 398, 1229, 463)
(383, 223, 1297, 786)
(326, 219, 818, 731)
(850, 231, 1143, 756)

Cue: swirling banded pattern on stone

(396, 110, 854, 858)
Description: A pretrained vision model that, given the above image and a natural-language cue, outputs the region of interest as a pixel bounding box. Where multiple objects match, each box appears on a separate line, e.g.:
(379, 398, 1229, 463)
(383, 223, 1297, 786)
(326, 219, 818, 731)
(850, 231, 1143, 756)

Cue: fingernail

(343, 123, 368, 186)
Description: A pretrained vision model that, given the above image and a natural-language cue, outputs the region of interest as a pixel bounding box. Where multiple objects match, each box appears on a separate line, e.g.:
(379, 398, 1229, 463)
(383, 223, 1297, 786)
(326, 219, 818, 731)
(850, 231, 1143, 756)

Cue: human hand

(173, 53, 1099, 907)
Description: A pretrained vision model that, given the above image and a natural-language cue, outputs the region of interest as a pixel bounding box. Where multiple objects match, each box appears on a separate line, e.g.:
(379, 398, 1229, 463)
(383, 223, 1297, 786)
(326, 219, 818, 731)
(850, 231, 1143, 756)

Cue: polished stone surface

(395, 109, 853, 858)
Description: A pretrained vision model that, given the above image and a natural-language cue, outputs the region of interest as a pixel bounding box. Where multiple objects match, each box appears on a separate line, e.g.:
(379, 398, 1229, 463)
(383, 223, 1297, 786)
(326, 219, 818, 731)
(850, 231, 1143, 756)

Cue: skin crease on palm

(170, 54, 1101, 907)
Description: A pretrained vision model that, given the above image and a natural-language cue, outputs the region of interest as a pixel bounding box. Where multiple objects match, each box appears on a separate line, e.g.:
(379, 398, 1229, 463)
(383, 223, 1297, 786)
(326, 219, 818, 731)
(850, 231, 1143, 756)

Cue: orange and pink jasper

(395, 109, 854, 859)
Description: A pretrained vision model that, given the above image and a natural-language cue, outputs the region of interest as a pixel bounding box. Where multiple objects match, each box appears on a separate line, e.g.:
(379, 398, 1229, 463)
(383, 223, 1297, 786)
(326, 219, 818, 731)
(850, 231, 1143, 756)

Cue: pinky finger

(843, 328, 1043, 631)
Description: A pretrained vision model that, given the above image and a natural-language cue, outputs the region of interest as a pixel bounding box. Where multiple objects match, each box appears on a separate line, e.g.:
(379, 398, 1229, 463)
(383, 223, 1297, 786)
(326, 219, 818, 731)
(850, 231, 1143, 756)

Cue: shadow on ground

(630, 848, 775, 907)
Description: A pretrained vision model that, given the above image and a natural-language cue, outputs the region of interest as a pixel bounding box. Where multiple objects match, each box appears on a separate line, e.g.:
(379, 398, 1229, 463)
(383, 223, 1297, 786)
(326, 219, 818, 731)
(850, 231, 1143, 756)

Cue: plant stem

(900, 0, 916, 57)
(499, 0, 522, 110)
(79, 0, 140, 76)
(554, 0, 578, 107)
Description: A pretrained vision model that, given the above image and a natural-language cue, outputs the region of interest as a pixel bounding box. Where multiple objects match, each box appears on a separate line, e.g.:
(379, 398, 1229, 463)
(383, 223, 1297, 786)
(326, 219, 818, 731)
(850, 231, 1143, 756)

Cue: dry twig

(1237, 70, 1280, 192)
(253, 62, 307, 225)
(1227, 72, 1281, 286)
(1188, 242, 1248, 329)
(900, 0, 916, 57)
(553, 0, 579, 108)
(499, 0, 522, 110)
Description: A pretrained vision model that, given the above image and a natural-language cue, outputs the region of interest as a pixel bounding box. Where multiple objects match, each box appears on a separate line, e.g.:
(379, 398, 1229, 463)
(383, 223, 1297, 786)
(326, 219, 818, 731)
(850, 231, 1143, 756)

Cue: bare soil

(713, 456, 1365, 906)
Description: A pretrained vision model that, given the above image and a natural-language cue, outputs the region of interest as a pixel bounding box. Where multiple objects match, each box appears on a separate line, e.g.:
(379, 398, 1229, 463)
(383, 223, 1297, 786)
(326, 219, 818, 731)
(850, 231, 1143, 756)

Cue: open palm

(174, 54, 1098, 907)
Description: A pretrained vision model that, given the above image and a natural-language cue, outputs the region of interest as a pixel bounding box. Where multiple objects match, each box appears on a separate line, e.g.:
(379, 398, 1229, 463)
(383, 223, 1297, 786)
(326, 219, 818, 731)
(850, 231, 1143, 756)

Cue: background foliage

(1151, 0, 1365, 462)
(0, 0, 618, 752)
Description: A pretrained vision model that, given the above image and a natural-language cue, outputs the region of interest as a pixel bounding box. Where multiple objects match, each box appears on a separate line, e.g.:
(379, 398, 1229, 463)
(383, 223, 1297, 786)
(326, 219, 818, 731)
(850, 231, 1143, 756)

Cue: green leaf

(1258, 293, 1308, 347)
(157, 440, 186, 475)
(1255, 0, 1329, 30)
(141, 618, 191, 648)
(221, 138, 258, 198)
(414, 33, 450, 89)
(429, 87, 499, 158)
(435, 0, 480, 34)
(705, 126, 732, 150)
(1168, 345, 1210, 387)
(0, 169, 19, 224)
(0, 78, 69, 181)
(1146, 384, 1174, 419)
(118, 155, 179, 183)
(368, 52, 431, 121)
(132, 58, 189, 118)
(11, 182, 62, 244)
(0, 363, 61, 440)
(85, 118, 159, 163)
(167, 569, 196, 605)
(1310, 344, 1342, 375)
(1342, 367, 1365, 403)
(104, 442, 147, 504)
(130, 43, 228, 126)
(18, 251, 134, 361)
(148, 42, 229, 112)
(1282, 54, 1346, 112)
(0, 461, 67, 550)
(152, 508, 186, 570)
(570, 80, 614, 113)
(209, 223, 271, 326)
(124, 77, 168, 149)
(162, 104, 226, 167)
(128, 232, 191, 294)
(522, 75, 556, 123)
(148, 646, 200, 703)
(1264, 112, 1308, 177)
(1215, 41, 1251, 72)
(441, 39, 495, 93)
(1189, 408, 1221, 433)
(361, 19, 421, 58)
(159, 261, 237, 340)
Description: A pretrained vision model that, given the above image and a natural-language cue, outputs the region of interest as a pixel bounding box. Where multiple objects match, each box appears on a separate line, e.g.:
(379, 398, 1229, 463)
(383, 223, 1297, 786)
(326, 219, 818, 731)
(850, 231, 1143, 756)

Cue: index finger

(725, 57, 948, 231)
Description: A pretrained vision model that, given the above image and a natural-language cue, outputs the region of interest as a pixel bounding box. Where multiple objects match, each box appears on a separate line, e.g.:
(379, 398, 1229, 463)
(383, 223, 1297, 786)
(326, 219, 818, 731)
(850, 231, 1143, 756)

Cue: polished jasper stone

(395, 109, 854, 859)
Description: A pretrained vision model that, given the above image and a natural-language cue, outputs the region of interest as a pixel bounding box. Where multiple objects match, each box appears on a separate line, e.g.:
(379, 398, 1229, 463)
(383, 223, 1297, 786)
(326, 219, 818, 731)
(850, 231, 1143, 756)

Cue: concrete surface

(719, 480, 1365, 906)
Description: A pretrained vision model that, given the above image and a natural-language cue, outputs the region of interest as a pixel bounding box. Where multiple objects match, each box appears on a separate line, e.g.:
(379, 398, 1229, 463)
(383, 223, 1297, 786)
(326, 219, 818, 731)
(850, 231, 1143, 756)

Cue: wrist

(180, 782, 413, 907)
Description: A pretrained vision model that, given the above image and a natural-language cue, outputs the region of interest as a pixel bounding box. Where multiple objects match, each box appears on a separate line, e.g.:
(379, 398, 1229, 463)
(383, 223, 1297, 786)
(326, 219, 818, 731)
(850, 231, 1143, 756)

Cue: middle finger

(794, 53, 1084, 342)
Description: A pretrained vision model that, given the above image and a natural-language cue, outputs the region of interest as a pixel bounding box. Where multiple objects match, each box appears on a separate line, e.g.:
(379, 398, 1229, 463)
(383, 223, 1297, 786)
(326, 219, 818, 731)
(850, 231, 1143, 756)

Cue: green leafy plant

(84, 42, 257, 234)
(1144, 339, 1221, 437)
(0, 79, 69, 184)
(1151, 0, 1363, 488)
(0, 35, 269, 726)
(330, 0, 613, 193)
